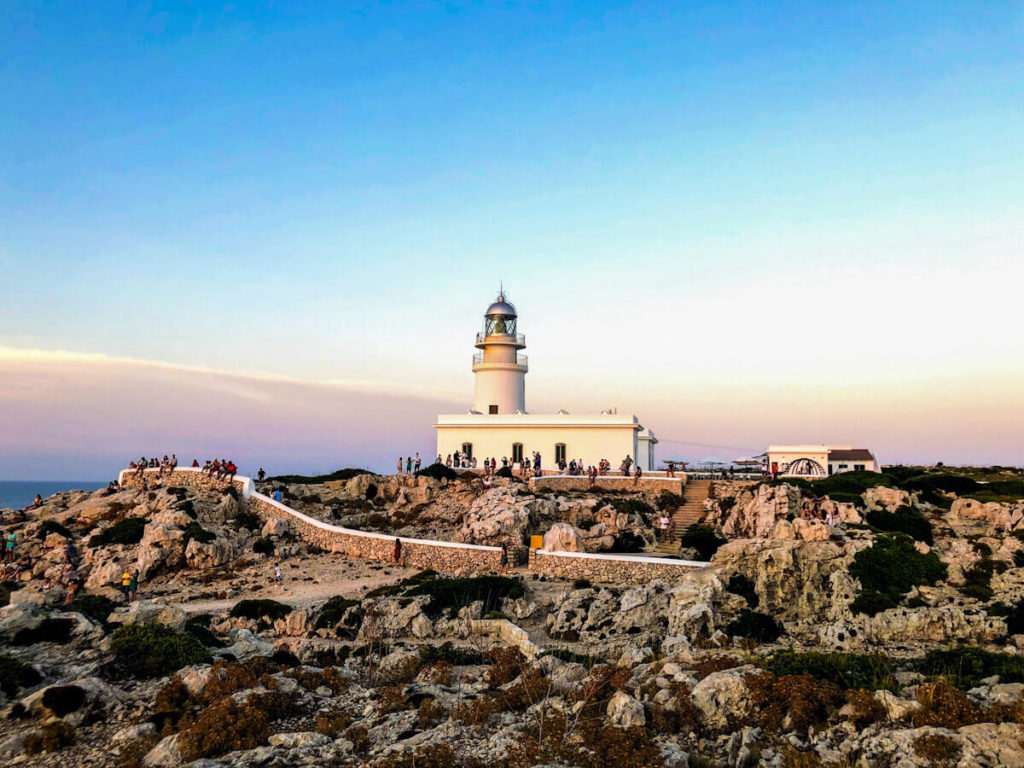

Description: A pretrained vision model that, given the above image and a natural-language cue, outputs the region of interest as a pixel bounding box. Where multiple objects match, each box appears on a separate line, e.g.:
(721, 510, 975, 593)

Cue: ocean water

(0, 481, 106, 511)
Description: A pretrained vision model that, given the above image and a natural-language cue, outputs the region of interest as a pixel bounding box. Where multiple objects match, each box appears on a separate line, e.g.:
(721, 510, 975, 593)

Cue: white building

(434, 291, 657, 470)
(763, 445, 880, 478)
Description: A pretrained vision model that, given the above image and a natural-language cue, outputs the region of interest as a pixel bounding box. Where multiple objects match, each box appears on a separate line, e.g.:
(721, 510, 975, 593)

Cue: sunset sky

(2, 2, 1023, 479)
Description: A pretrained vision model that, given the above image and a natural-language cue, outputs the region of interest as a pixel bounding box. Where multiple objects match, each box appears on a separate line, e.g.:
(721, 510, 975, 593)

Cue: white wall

(472, 367, 526, 414)
(436, 424, 638, 469)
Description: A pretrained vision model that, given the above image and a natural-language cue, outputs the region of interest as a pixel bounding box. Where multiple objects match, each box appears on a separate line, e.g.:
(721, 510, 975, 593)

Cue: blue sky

(1, 2, 1023, 477)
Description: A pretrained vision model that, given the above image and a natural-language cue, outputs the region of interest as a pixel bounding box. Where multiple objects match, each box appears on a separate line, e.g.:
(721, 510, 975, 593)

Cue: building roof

(827, 448, 875, 461)
(485, 291, 517, 317)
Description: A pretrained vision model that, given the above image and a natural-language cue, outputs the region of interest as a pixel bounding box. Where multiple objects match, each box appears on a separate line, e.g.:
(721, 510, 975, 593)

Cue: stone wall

(529, 475, 684, 495)
(120, 467, 504, 574)
(529, 548, 708, 584)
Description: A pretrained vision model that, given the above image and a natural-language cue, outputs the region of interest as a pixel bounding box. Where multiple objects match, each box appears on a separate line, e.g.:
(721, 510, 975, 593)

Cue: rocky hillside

(2, 467, 1024, 767)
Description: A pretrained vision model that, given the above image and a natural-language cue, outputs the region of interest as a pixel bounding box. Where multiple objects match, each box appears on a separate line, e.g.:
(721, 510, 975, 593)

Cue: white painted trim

(534, 549, 708, 568)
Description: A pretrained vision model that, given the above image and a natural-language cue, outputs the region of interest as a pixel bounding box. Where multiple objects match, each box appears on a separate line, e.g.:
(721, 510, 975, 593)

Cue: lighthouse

(472, 290, 528, 414)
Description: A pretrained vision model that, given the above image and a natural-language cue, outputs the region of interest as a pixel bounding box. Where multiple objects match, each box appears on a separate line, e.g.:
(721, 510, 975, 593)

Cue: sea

(0, 481, 106, 511)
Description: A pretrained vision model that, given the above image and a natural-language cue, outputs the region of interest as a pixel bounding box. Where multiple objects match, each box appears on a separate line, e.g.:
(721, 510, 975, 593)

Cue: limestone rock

(606, 690, 645, 728)
(543, 523, 584, 553)
(107, 600, 187, 631)
(268, 731, 332, 749)
(691, 665, 759, 728)
(144, 733, 183, 767)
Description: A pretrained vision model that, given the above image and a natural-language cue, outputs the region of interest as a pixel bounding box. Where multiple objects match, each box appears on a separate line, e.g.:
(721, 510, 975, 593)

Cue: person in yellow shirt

(121, 568, 132, 602)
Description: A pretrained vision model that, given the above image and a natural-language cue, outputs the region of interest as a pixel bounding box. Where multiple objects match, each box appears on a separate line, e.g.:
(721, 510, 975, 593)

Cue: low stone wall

(119, 467, 503, 574)
(118, 466, 254, 498)
(529, 475, 684, 495)
(529, 548, 708, 584)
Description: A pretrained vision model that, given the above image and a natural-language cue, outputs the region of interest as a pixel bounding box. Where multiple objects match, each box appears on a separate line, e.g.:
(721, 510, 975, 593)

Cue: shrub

(182, 522, 216, 545)
(679, 524, 727, 561)
(42, 684, 87, 716)
(656, 491, 683, 510)
(0, 652, 42, 696)
(233, 510, 262, 530)
(314, 596, 361, 630)
(812, 471, 893, 496)
(849, 534, 947, 607)
(912, 681, 981, 728)
(265, 468, 370, 483)
(66, 594, 117, 625)
(315, 707, 352, 737)
(572, 578, 592, 590)
(864, 506, 933, 544)
(24, 721, 75, 754)
(726, 609, 784, 643)
(901, 473, 978, 496)
(767, 650, 897, 691)
(695, 655, 743, 679)
(185, 619, 224, 648)
(37, 519, 72, 539)
(404, 575, 525, 619)
(415, 463, 458, 481)
(967, 479, 1024, 504)
(726, 573, 759, 608)
(850, 589, 897, 617)
(89, 517, 148, 547)
(229, 599, 291, 623)
(746, 672, 843, 732)
(418, 642, 485, 666)
(12, 617, 75, 646)
(913, 733, 961, 764)
(252, 537, 275, 555)
(109, 624, 210, 678)
(607, 531, 647, 553)
(178, 697, 270, 761)
(542, 648, 601, 666)
(826, 491, 866, 508)
(844, 688, 886, 726)
(916, 646, 1024, 689)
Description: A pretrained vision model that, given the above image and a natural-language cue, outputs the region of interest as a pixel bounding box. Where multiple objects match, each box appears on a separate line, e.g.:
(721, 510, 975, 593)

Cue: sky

(1, 1, 1023, 479)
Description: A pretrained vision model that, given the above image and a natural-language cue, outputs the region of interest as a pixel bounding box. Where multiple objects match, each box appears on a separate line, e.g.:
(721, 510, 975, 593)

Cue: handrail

(472, 352, 528, 369)
(475, 331, 525, 346)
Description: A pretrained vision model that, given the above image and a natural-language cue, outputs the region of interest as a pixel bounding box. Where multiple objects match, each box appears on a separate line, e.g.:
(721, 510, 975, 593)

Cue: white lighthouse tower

(472, 290, 528, 414)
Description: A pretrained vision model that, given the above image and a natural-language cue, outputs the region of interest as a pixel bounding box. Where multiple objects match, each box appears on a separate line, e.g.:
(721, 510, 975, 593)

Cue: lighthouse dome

(485, 295, 517, 317)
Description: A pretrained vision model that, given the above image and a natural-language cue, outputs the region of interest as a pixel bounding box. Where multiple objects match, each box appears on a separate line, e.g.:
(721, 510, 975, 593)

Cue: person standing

(414, 453, 421, 472)
(121, 567, 132, 602)
(499, 543, 509, 575)
(406, 456, 413, 474)
(393, 537, 402, 565)
(257, 468, 266, 482)
(5, 531, 16, 563)
(128, 568, 139, 601)
(397, 457, 403, 475)
(273, 562, 283, 587)
(633, 463, 643, 487)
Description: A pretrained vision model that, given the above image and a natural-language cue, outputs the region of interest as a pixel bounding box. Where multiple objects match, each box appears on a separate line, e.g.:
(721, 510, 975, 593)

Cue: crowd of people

(395, 453, 423, 474)
(127, 455, 239, 482)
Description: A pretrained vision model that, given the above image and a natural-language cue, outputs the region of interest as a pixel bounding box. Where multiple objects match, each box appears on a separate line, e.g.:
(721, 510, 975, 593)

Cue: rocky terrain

(2, 465, 1024, 767)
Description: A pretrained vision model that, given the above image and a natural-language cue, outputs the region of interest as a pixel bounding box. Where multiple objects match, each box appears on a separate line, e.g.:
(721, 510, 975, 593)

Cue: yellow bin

(530, 535, 543, 550)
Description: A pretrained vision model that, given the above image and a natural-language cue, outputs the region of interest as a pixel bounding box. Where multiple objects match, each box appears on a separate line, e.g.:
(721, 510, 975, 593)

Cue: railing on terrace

(683, 471, 764, 481)
(475, 331, 526, 346)
(472, 352, 528, 370)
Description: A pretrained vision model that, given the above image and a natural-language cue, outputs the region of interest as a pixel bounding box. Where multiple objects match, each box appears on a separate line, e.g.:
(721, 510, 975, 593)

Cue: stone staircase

(653, 480, 712, 555)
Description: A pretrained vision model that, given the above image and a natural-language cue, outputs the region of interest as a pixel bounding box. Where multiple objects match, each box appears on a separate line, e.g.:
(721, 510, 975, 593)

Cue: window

(854, 464, 865, 472)
(554, 443, 566, 464)
(461, 443, 473, 460)
(512, 443, 524, 464)
(489, 405, 499, 414)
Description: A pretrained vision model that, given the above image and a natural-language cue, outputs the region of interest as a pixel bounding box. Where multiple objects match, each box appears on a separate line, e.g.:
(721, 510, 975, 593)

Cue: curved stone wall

(528, 548, 707, 584)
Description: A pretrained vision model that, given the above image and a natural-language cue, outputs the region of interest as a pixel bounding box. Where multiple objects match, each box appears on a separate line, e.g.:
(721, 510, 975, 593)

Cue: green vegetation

(725, 573, 759, 608)
(968, 479, 1024, 504)
(655, 491, 683, 510)
(542, 648, 602, 666)
(37, 519, 72, 539)
(999, 598, 1024, 635)
(598, 497, 655, 518)
(65, 594, 117, 625)
(365, 569, 439, 599)
(182, 522, 216, 545)
(414, 463, 458, 481)
(109, 624, 210, 678)
(265, 468, 370, 484)
(849, 534, 947, 616)
(184, 619, 224, 648)
(404, 575, 525, 619)
(233, 510, 262, 531)
(252, 538, 275, 555)
(314, 596, 361, 630)
(418, 642, 485, 666)
(42, 684, 87, 716)
(726, 609, 784, 642)
(89, 517, 148, 547)
(11, 617, 75, 646)
(0, 652, 42, 696)
(916, 647, 1024, 689)
(229, 599, 292, 623)
(959, 556, 998, 602)
(864, 505, 934, 544)
(679, 524, 727, 561)
(767, 650, 897, 691)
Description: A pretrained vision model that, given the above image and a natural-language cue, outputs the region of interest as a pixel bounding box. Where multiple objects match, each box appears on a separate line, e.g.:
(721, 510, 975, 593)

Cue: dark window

(461, 443, 473, 460)
(489, 405, 499, 414)
(854, 464, 865, 472)
(555, 443, 566, 464)
(512, 443, 524, 463)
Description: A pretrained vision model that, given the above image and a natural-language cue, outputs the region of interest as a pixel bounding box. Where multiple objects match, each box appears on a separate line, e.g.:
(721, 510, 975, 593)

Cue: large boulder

(863, 486, 911, 512)
(456, 487, 557, 546)
(606, 690, 645, 728)
(690, 665, 759, 728)
(543, 523, 585, 553)
(184, 537, 233, 569)
(107, 600, 187, 631)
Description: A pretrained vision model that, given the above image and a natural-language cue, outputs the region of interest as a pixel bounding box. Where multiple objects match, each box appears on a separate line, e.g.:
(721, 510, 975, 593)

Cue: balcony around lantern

(475, 331, 526, 347)
(472, 352, 528, 371)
